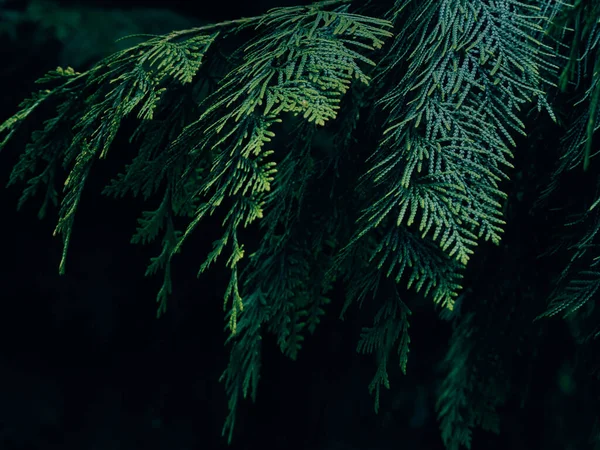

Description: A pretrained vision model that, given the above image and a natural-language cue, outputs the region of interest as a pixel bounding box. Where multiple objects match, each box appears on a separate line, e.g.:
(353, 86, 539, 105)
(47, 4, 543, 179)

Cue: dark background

(0, 1, 589, 450)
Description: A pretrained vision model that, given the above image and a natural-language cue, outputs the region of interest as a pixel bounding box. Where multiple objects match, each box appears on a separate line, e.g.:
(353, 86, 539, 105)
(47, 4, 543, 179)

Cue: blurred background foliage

(0, 0, 198, 68)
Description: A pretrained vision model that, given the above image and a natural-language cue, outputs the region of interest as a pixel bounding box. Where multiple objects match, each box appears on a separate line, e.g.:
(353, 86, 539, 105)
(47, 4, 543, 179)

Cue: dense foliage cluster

(2, 0, 600, 448)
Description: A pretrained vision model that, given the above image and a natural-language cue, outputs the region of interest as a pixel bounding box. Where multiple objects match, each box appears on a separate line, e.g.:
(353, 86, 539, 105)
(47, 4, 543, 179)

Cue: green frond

(1, 29, 217, 275)
(220, 290, 267, 444)
(537, 176, 600, 323)
(436, 313, 475, 450)
(540, 268, 600, 319)
(346, 0, 556, 286)
(357, 289, 411, 413)
(162, 4, 392, 334)
(537, 1, 599, 204)
(0, 0, 392, 329)
(370, 226, 464, 309)
(437, 297, 512, 450)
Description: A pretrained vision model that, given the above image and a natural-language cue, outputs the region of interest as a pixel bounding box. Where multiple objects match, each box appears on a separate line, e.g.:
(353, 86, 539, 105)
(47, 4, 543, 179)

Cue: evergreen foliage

(2, 0, 600, 448)
(536, 1, 600, 333)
